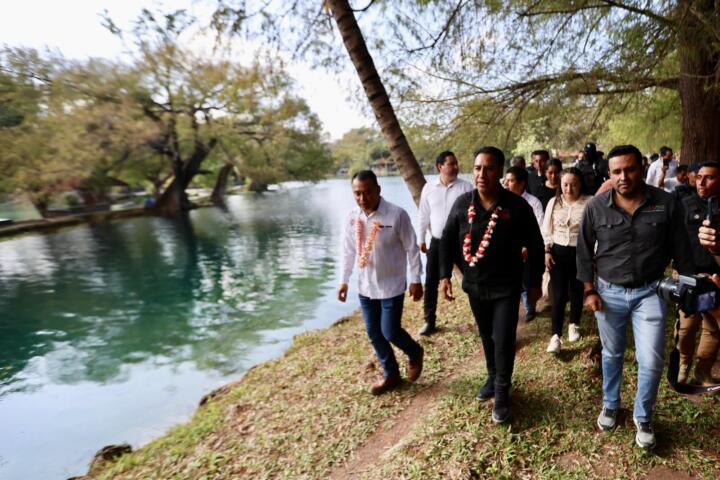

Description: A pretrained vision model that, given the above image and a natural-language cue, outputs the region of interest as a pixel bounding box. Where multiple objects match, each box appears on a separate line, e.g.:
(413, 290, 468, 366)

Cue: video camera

(657, 274, 719, 314)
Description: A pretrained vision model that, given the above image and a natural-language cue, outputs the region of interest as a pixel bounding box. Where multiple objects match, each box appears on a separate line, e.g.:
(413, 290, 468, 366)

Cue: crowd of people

(337, 143, 720, 451)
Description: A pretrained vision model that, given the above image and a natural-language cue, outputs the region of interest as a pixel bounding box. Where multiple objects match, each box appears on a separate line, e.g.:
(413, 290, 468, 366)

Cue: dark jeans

(468, 292, 521, 390)
(359, 294, 423, 377)
(549, 244, 583, 336)
(424, 237, 440, 323)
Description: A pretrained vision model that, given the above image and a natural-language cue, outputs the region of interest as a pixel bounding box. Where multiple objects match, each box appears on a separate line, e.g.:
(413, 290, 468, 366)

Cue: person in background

(577, 144, 694, 449)
(659, 164, 688, 193)
(645, 146, 678, 191)
(576, 143, 604, 195)
(674, 163, 699, 201)
(534, 158, 562, 209)
(511, 155, 526, 169)
(439, 146, 544, 423)
(541, 168, 591, 353)
(677, 161, 720, 385)
(642, 156, 650, 178)
(504, 166, 544, 322)
(416, 151, 473, 336)
(338, 170, 425, 395)
(527, 150, 549, 197)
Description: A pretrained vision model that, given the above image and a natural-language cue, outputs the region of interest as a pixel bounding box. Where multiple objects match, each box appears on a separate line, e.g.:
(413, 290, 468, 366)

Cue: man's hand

(699, 219, 720, 254)
(337, 283, 348, 302)
(408, 283, 423, 301)
(527, 287, 541, 307)
(545, 252, 555, 271)
(521, 247, 528, 263)
(440, 277, 454, 301)
(420, 242, 427, 254)
(584, 291, 603, 312)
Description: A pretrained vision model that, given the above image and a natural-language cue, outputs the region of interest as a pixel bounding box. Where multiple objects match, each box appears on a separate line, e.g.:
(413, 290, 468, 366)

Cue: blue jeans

(595, 278, 666, 423)
(359, 294, 423, 378)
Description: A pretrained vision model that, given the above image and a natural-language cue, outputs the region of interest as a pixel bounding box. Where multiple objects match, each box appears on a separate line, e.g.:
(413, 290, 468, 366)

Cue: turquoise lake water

(0, 177, 423, 479)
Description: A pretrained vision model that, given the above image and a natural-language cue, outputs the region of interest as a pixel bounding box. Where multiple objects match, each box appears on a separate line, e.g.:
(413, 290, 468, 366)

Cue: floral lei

(463, 204, 502, 266)
(356, 218, 382, 268)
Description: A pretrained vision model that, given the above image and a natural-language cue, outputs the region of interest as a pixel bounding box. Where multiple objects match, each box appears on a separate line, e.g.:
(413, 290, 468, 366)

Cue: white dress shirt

(521, 191, 544, 226)
(341, 197, 422, 299)
(418, 177, 473, 241)
(646, 158, 679, 191)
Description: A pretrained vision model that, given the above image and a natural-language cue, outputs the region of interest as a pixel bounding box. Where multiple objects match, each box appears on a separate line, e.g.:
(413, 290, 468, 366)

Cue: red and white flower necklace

(463, 204, 502, 266)
(355, 217, 382, 268)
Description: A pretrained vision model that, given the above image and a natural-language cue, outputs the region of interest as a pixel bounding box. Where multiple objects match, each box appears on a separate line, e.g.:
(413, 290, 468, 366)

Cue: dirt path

(328, 318, 534, 480)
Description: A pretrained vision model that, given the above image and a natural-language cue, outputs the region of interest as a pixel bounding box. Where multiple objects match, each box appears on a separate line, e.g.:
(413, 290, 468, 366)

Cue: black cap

(584, 143, 597, 153)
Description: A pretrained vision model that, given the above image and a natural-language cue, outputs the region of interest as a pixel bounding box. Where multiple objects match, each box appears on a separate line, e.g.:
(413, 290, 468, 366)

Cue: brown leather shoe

(407, 348, 424, 382)
(370, 375, 402, 395)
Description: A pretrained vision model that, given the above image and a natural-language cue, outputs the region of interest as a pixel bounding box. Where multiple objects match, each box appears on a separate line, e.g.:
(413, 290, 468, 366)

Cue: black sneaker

(633, 418, 657, 449)
(491, 387, 510, 423)
(418, 321, 437, 336)
(596, 407, 617, 431)
(475, 377, 495, 401)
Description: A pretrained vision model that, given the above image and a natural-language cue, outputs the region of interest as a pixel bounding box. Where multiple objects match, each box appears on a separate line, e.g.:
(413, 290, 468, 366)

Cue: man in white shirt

(417, 151, 473, 335)
(645, 146, 678, 191)
(338, 170, 425, 395)
(659, 164, 688, 192)
(504, 166, 544, 321)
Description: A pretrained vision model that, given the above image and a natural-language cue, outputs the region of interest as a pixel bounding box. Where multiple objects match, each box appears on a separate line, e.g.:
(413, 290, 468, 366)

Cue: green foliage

(329, 127, 385, 174)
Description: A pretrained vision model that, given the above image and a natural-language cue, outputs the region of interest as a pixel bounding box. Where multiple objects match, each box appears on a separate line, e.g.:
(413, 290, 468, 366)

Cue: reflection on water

(0, 178, 419, 479)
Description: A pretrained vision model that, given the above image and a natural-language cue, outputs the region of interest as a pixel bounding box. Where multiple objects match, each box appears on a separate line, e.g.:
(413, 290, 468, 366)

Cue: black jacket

(439, 188, 545, 300)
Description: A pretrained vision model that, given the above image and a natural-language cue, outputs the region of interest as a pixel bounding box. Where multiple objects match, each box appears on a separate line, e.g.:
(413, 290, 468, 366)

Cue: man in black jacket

(439, 146, 545, 423)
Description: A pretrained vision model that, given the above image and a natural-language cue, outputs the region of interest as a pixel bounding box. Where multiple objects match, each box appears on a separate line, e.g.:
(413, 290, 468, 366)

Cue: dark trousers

(468, 292, 521, 390)
(424, 237, 440, 324)
(549, 244, 583, 336)
(359, 294, 423, 377)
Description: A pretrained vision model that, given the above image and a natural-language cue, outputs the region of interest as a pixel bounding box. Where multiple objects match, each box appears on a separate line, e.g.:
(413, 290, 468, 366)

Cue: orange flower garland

(356, 218, 382, 268)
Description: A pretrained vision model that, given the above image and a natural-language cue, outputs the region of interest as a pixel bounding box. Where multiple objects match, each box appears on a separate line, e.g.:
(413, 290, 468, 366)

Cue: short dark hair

(531, 150, 550, 160)
(607, 145, 643, 166)
(650, 153, 660, 162)
(351, 169, 379, 186)
(436, 150, 456, 168)
(546, 158, 563, 171)
(660, 146, 673, 157)
(474, 146, 505, 170)
(511, 155, 526, 167)
(699, 161, 720, 172)
(676, 164, 688, 174)
(506, 165, 528, 185)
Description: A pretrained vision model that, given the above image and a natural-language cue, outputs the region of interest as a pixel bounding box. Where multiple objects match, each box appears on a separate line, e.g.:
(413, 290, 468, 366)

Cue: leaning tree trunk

(677, 0, 720, 164)
(327, 0, 425, 205)
(154, 139, 216, 216)
(211, 163, 235, 206)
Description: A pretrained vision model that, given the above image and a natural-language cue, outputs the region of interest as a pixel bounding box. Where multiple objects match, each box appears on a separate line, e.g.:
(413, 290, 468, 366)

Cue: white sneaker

(568, 324, 581, 343)
(547, 334, 561, 353)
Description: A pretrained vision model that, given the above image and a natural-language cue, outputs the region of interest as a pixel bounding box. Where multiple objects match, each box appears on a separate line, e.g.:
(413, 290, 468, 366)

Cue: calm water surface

(0, 177, 423, 479)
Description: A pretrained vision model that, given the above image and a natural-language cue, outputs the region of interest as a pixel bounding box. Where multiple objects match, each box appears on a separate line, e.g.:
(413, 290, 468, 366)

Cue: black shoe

(476, 376, 495, 401)
(524, 309, 536, 323)
(492, 387, 510, 423)
(418, 321, 437, 336)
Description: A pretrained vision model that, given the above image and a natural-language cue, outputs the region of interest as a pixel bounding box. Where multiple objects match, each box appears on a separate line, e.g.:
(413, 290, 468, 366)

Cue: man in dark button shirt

(576, 144, 695, 450)
(439, 146, 544, 424)
(526, 149, 549, 196)
(677, 162, 720, 385)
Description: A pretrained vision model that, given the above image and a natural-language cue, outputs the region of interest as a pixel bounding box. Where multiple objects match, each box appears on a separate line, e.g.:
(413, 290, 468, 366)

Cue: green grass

(89, 283, 720, 479)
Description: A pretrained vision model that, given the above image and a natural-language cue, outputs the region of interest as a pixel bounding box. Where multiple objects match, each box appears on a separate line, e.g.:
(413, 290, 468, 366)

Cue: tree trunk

(677, 0, 720, 164)
(211, 163, 235, 206)
(327, 0, 425, 205)
(153, 139, 216, 216)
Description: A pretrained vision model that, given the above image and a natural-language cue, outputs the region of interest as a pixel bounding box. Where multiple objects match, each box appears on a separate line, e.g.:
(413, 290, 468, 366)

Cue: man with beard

(439, 146, 544, 423)
(577, 145, 694, 449)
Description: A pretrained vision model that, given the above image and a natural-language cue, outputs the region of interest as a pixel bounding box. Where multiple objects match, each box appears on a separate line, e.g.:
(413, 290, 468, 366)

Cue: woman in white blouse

(542, 167, 592, 353)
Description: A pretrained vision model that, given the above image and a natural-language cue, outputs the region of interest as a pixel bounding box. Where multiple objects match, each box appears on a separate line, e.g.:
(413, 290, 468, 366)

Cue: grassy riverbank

(88, 282, 719, 479)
